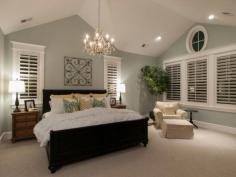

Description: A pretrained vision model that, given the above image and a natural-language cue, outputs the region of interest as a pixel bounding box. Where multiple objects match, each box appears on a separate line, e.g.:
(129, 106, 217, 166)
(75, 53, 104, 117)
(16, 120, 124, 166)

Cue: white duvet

(34, 108, 143, 147)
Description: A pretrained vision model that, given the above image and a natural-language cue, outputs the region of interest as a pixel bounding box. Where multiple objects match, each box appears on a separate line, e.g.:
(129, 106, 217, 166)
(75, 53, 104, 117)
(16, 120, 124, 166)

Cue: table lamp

(118, 83, 126, 104)
(9, 80, 25, 112)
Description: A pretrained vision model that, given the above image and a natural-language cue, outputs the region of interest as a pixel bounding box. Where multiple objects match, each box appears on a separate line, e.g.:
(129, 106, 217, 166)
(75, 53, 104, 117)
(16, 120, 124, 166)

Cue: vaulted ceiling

(0, 0, 236, 57)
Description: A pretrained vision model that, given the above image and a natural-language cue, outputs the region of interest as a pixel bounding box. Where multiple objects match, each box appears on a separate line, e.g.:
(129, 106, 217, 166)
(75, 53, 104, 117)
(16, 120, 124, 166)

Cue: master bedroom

(0, 0, 236, 177)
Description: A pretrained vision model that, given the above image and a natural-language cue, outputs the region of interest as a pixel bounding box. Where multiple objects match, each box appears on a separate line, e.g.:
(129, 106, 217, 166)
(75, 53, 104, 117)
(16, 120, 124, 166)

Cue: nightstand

(111, 104, 126, 109)
(12, 111, 39, 143)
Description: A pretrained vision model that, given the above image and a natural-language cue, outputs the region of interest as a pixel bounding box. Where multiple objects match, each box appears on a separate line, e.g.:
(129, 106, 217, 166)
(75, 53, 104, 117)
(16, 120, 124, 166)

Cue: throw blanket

(34, 108, 143, 147)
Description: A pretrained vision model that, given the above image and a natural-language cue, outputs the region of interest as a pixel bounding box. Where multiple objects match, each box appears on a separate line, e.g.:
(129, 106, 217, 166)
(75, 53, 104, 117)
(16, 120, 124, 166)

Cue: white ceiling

(0, 0, 236, 57)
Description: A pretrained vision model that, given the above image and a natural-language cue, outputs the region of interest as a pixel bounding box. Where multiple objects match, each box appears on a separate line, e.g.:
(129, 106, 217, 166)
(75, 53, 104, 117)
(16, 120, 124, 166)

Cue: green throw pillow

(63, 99, 80, 113)
(93, 98, 106, 108)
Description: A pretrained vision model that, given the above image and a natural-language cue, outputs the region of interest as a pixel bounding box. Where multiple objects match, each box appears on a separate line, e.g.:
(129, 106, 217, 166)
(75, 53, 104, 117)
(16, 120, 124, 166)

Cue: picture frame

(110, 97, 116, 106)
(24, 100, 36, 112)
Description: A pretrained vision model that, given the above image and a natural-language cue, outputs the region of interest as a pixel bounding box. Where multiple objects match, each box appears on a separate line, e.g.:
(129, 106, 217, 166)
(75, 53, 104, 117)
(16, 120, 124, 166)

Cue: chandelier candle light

(83, 0, 115, 56)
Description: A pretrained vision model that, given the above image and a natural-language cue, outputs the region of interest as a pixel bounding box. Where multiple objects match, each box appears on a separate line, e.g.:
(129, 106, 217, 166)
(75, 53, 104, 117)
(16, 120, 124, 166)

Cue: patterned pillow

(63, 99, 80, 113)
(79, 97, 94, 110)
(93, 98, 106, 107)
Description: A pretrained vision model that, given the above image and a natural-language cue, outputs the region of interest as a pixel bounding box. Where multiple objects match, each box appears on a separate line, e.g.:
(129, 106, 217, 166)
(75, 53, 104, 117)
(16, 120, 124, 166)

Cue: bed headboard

(42, 89, 107, 113)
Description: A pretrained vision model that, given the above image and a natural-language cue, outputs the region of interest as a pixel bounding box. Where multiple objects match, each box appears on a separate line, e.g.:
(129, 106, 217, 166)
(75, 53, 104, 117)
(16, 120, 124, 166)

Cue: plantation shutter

(106, 62, 119, 99)
(217, 54, 236, 105)
(187, 59, 207, 102)
(19, 54, 38, 99)
(166, 64, 181, 100)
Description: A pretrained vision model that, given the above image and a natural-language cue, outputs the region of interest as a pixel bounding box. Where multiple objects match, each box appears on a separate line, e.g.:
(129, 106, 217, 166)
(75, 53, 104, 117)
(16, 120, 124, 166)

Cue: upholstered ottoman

(162, 119, 194, 139)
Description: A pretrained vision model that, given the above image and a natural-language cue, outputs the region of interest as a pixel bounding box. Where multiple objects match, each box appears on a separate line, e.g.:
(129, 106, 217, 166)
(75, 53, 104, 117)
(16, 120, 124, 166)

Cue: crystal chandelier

(83, 0, 115, 56)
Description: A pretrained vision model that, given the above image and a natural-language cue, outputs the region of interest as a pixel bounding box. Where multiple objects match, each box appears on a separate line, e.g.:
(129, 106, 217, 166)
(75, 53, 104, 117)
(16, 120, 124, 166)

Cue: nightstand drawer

(15, 129, 34, 139)
(15, 121, 36, 129)
(15, 116, 37, 122)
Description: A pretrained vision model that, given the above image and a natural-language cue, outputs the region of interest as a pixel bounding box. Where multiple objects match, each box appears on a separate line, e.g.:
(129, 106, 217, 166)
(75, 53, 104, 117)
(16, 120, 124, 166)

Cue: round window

(186, 25, 208, 53)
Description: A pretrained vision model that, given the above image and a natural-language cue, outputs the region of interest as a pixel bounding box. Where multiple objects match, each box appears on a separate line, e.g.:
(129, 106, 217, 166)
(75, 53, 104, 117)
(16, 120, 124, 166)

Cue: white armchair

(153, 101, 187, 128)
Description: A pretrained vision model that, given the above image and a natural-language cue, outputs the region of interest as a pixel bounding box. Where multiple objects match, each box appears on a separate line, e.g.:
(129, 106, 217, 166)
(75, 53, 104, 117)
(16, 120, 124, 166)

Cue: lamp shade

(9, 80, 25, 93)
(118, 83, 126, 93)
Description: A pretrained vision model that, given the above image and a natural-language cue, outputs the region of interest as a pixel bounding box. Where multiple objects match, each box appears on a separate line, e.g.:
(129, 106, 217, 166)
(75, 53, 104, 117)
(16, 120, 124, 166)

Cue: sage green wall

(160, 23, 236, 60)
(158, 23, 236, 128)
(2, 15, 156, 132)
(0, 28, 4, 134)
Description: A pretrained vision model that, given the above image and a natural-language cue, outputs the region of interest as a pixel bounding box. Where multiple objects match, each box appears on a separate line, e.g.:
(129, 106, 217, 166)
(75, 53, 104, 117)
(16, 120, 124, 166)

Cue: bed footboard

(47, 118, 148, 173)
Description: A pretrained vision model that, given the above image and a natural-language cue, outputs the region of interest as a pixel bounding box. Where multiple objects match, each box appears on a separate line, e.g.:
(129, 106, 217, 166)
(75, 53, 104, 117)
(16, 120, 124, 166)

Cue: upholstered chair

(153, 101, 187, 128)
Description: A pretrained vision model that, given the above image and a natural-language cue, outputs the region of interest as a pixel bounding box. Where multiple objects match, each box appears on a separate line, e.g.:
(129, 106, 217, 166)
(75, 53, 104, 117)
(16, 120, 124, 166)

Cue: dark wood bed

(42, 89, 149, 173)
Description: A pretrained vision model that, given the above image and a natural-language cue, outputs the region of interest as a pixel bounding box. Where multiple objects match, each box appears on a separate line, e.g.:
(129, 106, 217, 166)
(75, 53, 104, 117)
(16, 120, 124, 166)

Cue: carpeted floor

(0, 127, 236, 177)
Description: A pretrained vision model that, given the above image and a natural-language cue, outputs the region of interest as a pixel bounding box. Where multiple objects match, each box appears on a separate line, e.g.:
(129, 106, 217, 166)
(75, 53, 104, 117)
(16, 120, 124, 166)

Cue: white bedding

(34, 107, 144, 147)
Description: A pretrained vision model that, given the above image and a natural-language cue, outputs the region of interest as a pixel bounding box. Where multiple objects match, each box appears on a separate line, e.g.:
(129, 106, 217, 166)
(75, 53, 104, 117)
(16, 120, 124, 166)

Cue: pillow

(50, 94, 73, 99)
(63, 99, 80, 113)
(92, 93, 108, 98)
(50, 98, 65, 113)
(164, 107, 176, 115)
(73, 93, 91, 99)
(93, 98, 106, 108)
(93, 95, 111, 108)
(79, 97, 94, 110)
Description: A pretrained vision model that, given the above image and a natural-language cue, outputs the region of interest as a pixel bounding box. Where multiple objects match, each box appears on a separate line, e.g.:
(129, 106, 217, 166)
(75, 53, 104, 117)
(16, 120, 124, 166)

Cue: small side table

(185, 109, 198, 128)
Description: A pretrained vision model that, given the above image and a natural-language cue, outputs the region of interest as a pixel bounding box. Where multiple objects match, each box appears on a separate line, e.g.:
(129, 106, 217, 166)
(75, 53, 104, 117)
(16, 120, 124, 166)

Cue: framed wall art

(64, 56, 92, 86)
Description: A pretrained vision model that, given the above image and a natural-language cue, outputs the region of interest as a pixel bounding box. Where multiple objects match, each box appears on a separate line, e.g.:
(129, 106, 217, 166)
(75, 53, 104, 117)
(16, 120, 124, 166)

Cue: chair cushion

(156, 101, 179, 115)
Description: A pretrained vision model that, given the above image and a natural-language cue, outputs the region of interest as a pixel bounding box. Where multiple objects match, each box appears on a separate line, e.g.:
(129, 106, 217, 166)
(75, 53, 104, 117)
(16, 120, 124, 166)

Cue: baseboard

(194, 120, 236, 135)
(0, 131, 12, 143)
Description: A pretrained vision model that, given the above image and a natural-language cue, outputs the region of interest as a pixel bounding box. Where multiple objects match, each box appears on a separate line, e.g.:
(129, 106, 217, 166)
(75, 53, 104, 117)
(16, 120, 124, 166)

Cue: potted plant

(141, 66, 169, 96)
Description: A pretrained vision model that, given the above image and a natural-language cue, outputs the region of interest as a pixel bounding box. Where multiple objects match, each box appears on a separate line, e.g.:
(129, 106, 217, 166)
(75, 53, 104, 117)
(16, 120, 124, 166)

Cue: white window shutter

(104, 57, 121, 99)
(19, 54, 39, 99)
(217, 54, 236, 105)
(187, 59, 207, 103)
(166, 64, 181, 100)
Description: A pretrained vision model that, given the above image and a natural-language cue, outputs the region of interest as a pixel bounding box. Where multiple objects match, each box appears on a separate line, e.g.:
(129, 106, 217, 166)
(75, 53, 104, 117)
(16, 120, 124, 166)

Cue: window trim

(186, 25, 208, 53)
(104, 55, 122, 100)
(163, 43, 236, 113)
(11, 41, 45, 104)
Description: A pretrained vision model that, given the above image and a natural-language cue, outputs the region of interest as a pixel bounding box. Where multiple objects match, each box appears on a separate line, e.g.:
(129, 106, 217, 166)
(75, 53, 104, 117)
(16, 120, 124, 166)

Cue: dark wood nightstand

(12, 111, 39, 143)
(111, 104, 126, 109)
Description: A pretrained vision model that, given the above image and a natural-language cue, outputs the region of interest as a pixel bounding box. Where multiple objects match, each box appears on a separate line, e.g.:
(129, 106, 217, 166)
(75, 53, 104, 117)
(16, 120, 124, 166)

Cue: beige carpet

(1, 127, 236, 177)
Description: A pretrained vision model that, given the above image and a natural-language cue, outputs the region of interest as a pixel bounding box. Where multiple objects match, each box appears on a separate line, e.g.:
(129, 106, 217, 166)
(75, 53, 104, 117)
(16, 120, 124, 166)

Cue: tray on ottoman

(162, 119, 194, 139)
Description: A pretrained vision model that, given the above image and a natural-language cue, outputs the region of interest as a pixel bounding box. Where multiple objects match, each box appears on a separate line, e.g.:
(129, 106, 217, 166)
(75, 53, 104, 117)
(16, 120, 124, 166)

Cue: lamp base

(13, 107, 21, 112)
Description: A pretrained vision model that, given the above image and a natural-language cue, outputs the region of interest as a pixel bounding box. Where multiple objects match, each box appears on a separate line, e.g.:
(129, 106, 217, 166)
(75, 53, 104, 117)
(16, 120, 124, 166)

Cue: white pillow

(105, 95, 111, 108)
(50, 98, 65, 113)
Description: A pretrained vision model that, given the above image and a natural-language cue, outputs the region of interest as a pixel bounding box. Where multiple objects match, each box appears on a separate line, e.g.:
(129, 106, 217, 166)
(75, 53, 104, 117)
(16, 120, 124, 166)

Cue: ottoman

(162, 119, 194, 139)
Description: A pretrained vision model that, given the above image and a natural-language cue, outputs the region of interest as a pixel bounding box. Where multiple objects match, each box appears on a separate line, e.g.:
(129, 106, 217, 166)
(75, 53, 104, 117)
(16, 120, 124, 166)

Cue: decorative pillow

(164, 107, 176, 115)
(73, 93, 92, 99)
(93, 98, 106, 108)
(63, 99, 80, 113)
(50, 98, 65, 114)
(50, 94, 73, 99)
(93, 95, 111, 108)
(79, 97, 94, 110)
(92, 93, 108, 98)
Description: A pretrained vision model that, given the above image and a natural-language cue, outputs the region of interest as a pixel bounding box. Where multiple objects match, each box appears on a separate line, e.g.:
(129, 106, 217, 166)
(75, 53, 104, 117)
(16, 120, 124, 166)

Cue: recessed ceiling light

(222, 11, 234, 16)
(208, 14, 215, 20)
(155, 36, 162, 41)
(141, 43, 149, 48)
(21, 17, 32, 23)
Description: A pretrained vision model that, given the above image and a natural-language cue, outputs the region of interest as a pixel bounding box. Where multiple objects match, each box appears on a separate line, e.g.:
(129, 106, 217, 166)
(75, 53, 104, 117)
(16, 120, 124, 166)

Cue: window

(186, 25, 208, 53)
(187, 59, 207, 103)
(166, 63, 181, 100)
(19, 54, 38, 99)
(104, 56, 121, 99)
(192, 31, 205, 52)
(217, 54, 236, 105)
(12, 41, 45, 103)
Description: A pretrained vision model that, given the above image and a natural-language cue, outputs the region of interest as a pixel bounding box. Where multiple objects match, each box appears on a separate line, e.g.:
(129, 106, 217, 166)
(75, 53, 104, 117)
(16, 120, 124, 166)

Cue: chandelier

(83, 0, 115, 56)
